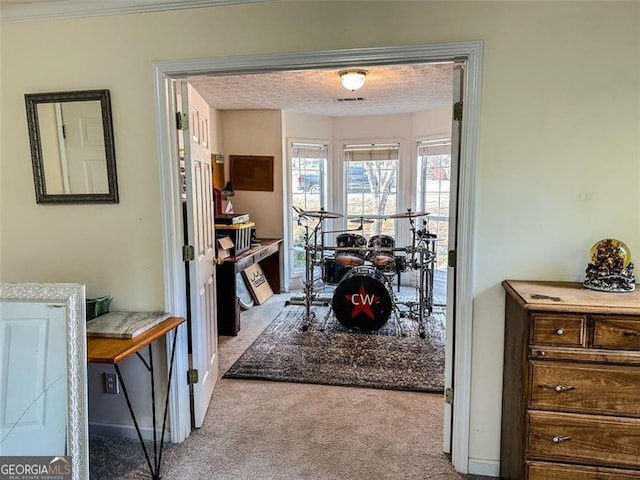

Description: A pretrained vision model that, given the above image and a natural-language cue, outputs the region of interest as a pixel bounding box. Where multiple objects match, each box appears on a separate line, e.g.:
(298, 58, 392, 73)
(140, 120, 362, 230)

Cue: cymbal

(388, 210, 430, 219)
(300, 209, 343, 219)
(349, 217, 374, 224)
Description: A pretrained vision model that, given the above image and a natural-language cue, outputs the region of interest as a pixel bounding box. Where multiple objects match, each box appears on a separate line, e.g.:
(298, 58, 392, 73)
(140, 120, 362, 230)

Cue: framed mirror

(0, 283, 89, 480)
(25, 89, 119, 204)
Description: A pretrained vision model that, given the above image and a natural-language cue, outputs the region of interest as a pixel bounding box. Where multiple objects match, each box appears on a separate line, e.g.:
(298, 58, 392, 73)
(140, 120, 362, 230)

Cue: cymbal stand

(399, 218, 436, 336)
(408, 217, 418, 268)
(417, 228, 436, 317)
(286, 210, 328, 327)
(302, 219, 324, 325)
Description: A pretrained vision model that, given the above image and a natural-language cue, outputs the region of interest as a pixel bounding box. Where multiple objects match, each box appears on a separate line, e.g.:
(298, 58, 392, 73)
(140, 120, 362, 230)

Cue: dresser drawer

(593, 316, 640, 350)
(532, 314, 586, 346)
(528, 411, 640, 468)
(527, 461, 640, 479)
(530, 361, 640, 415)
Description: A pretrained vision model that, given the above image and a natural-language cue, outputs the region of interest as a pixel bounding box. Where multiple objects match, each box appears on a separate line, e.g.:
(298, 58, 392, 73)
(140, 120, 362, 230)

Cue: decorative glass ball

(584, 238, 635, 292)
(589, 238, 632, 274)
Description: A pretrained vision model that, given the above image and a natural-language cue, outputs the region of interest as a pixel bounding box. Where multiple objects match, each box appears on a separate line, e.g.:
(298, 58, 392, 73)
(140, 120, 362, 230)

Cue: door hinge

(176, 112, 188, 130)
(187, 368, 199, 385)
(445, 387, 454, 405)
(448, 250, 457, 268)
(453, 101, 463, 121)
(183, 245, 195, 262)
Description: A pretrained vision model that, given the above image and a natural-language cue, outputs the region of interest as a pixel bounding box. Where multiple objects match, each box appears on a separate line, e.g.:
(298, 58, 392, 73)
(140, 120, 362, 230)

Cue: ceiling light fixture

(339, 69, 368, 91)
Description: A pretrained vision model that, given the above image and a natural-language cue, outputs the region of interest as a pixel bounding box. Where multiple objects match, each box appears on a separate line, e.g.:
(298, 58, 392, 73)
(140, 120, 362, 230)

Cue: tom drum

(331, 266, 393, 331)
(368, 235, 395, 267)
(335, 233, 367, 266)
(322, 257, 351, 285)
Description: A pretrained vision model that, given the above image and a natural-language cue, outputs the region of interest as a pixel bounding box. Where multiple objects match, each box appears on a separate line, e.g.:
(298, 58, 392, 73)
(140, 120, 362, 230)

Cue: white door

(180, 81, 219, 428)
(0, 303, 67, 455)
(59, 100, 109, 194)
(442, 62, 464, 454)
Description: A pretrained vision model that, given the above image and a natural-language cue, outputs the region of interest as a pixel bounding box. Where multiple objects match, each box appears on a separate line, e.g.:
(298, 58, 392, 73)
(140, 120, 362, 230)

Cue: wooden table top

(503, 280, 640, 315)
(87, 316, 184, 364)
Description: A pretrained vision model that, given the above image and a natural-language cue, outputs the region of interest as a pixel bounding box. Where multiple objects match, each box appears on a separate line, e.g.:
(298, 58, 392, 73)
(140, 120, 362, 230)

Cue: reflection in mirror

(25, 90, 118, 204)
(0, 283, 89, 480)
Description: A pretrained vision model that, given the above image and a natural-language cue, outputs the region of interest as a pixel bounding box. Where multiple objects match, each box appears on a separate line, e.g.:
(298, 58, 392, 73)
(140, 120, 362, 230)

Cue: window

(417, 139, 451, 270)
(343, 143, 399, 237)
(289, 142, 328, 273)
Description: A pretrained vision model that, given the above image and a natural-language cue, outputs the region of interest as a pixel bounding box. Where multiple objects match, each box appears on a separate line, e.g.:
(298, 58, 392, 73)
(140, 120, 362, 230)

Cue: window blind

(343, 142, 400, 162)
(417, 139, 451, 157)
(291, 143, 328, 159)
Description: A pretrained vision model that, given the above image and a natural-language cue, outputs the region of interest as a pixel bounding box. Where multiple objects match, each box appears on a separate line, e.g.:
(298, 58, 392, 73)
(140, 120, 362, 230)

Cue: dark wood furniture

(88, 316, 185, 480)
(501, 280, 640, 480)
(216, 238, 283, 335)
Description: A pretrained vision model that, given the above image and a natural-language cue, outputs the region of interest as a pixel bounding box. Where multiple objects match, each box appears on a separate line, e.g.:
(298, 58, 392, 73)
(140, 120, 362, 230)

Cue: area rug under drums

(224, 305, 445, 392)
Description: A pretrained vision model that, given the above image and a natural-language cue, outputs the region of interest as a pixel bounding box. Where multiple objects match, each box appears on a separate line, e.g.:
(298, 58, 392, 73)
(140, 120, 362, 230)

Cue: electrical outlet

(104, 372, 119, 394)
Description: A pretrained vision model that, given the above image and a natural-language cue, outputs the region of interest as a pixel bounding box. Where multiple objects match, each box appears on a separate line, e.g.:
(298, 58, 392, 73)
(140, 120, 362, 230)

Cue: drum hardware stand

(389, 294, 407, 337)
(289, 207, 437, 337)
(291, 207, 346, 330)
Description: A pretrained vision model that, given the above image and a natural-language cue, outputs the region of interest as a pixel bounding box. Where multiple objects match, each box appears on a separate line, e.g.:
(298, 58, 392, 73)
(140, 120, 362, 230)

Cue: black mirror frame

(25, 89, 119, 204)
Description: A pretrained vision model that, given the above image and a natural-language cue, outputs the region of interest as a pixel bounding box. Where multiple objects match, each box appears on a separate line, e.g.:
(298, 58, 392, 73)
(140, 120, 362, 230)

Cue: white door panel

(0, 303, 67, 455)
(181, 81, 218, 429)
(442, 62, 464, 454)
(60, 101, 107, 194)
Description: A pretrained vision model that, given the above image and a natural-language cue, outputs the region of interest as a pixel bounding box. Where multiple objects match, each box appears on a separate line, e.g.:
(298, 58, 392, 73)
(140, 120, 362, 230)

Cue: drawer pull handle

(555, 328, 565, 335)
(551, 435, 572, 444)
(623, 331, 640, 338)
(538, 384, 576, 392)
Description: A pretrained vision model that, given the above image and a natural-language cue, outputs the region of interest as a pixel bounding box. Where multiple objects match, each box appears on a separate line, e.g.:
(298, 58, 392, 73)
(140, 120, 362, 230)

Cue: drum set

(286, 207, 437, 337)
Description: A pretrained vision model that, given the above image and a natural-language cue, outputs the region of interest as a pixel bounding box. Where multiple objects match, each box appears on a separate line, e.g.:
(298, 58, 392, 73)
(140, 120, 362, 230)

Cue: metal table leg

(113, 326, 179, 480)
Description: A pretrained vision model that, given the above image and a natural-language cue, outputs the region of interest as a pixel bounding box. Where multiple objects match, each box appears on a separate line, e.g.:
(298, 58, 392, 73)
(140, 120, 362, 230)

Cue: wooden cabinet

(216, 238, 282, 335)
(500, 280, 640, 480)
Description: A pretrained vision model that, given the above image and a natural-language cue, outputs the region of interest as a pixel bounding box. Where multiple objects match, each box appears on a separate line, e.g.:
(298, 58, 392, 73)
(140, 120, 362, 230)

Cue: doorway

(153, 42, 482, 474)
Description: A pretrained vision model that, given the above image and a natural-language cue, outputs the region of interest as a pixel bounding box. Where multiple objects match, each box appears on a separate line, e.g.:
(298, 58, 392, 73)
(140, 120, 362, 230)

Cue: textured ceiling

(187, 62, 454, 117)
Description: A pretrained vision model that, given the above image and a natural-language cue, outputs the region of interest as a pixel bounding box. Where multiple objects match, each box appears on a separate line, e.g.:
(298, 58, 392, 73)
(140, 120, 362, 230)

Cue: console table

(87, 316, 184, 480)
(216, 238, 283, 335)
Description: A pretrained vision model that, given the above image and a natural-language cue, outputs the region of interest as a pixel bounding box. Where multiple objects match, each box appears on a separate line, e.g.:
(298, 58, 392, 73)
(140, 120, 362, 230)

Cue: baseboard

(89, 421, 170, 442)
(468, 458, 500, 477)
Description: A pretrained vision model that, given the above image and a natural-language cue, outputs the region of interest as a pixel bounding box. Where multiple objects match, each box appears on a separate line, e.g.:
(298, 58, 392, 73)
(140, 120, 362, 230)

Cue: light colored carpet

(89, 291, 492, 479)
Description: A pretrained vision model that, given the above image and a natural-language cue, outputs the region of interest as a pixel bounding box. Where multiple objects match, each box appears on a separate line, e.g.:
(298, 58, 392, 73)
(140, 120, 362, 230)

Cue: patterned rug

(223, 304, 445, 392)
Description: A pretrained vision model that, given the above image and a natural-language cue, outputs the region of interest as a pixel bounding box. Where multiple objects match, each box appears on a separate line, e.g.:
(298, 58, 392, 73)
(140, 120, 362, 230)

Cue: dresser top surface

(503, 280, 640, 315)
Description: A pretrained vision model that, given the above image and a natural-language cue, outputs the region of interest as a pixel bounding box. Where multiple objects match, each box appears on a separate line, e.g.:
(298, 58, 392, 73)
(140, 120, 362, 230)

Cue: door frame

(152, 41, 482, 474)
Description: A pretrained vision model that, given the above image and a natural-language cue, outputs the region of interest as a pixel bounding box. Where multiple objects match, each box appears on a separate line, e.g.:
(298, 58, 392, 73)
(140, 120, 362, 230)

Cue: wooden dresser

(501, 280, 640, 480)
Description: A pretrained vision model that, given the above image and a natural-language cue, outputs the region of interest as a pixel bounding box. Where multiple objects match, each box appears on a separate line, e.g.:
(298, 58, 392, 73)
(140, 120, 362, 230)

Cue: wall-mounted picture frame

(229, 155, 274, 191)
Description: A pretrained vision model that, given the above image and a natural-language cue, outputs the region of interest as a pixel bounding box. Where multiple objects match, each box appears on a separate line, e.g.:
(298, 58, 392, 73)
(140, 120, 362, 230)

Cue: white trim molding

(468, 458, 500, 478)
(0, 0, 267, 24)
(153, 42, 483, 469)
(89, 421, 161, 443)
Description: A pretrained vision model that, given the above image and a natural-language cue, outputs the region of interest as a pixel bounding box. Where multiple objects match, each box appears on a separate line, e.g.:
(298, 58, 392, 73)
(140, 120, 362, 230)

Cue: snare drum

(331, 266, 393, 331)
(336, 233, 367, 266)
(322, 257, 351, 284)
(368, 234, 395, 267)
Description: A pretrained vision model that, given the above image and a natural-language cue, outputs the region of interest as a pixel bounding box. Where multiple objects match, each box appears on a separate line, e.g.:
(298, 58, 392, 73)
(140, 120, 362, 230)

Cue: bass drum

(322, 257, 351, 285)
(331, 266, 393, 332)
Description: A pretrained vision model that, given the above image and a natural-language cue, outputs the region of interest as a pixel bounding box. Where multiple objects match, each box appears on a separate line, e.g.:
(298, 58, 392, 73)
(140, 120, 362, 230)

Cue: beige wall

(1, 0, 638, 468)
(220, 109, 284, 239)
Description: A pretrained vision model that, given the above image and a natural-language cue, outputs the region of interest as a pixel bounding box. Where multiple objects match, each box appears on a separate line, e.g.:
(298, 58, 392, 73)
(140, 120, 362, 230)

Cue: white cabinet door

(0, 303, 67, 455)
